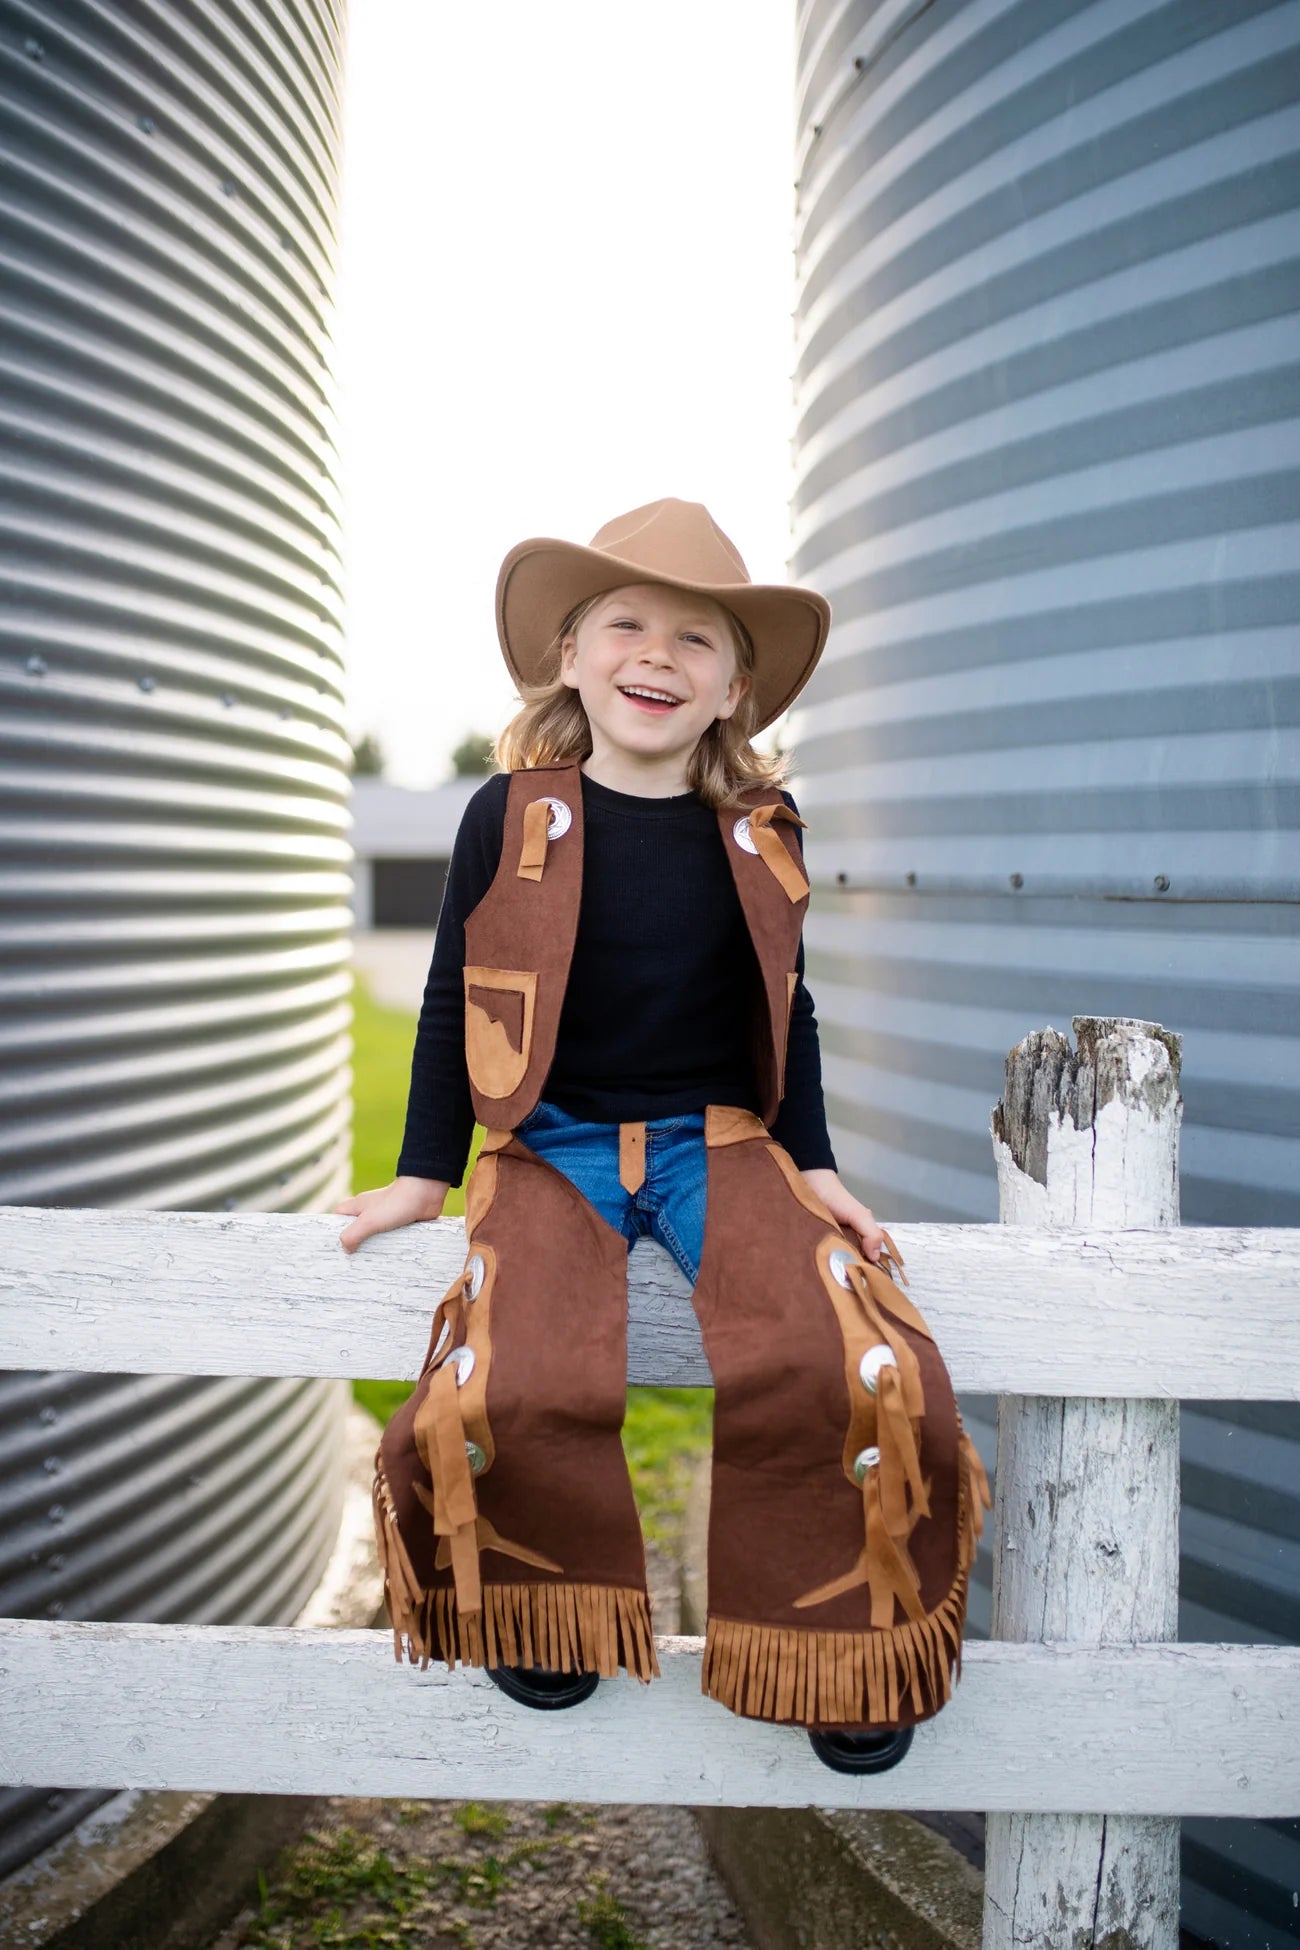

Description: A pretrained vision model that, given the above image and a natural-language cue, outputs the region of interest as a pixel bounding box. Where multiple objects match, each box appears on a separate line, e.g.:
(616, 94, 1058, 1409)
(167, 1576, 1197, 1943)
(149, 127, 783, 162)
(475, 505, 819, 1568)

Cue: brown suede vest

(460, 759, 812, 1132)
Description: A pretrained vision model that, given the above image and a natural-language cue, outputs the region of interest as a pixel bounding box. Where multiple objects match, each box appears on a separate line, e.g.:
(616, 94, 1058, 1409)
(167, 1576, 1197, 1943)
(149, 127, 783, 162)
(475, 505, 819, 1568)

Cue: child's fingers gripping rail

(335, 1175, 449, 1254)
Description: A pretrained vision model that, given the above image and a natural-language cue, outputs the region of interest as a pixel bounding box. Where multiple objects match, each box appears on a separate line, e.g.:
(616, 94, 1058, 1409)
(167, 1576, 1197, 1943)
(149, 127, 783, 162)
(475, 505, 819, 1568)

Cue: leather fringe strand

(702, 1419, 987, 1728)
(372, 1465, 660, 1683)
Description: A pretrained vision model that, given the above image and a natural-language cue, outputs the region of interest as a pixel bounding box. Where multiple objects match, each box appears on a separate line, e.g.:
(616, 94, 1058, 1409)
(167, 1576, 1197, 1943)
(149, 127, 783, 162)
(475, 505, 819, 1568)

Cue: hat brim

(495, 537, 831, 734)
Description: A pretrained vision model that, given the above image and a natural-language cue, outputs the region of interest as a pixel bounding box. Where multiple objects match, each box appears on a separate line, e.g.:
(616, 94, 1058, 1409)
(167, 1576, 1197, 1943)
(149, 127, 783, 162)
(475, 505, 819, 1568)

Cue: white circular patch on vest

(852, 1445, 881, 1483)
(465, 1440, 487, 1475)
(733, 814, 757, 854)
(445, 1344, 475, 1386)
(543, 796, 571, 838)
(828, 1246, 859, 1288)
(858, 1343, 898, 1395)
(464, 1253, 486, 1300)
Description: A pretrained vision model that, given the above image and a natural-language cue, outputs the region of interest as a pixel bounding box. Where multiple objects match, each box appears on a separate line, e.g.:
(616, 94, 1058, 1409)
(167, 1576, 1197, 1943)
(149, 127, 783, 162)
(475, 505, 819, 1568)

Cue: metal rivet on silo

(279, 233, 292, 249)
(48, 1552, 65, 1570)
(48, 1506, 65, 1522)
(278, 707, 292, 720)
(24, 37, 44, 59)
(1010, 872, 1024, 889)
(43, 1457, 62, 1475)
(1154, 875, 1170, 893)
(220, 691, 236, 707)
(138, 114, 156, 134)
(222, 1195, 238, 1210)
(138, 674, 156, 692)
(39, 1406, 58, 1425)
(25, 654, 47, 676)
(47, 1599, 64, 1616)
(221, 178, 237, 197)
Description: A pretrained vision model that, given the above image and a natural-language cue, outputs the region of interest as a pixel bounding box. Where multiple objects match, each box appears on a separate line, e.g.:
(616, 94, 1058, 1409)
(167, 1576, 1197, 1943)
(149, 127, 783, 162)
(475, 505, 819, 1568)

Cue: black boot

(485, 1664, 600, 1710)
(807, 1724, 914, 1774)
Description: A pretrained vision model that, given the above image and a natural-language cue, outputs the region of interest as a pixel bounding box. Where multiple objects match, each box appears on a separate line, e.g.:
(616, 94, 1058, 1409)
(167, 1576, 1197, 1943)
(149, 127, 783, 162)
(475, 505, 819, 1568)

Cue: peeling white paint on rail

(1, 1204, 1296, 1397)
(0, 1621, 1295, 1816)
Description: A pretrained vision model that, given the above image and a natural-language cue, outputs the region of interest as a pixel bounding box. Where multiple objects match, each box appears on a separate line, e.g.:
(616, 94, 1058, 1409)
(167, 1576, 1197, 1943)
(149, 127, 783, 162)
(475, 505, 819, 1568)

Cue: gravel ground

(208, 1794, 755, 1950)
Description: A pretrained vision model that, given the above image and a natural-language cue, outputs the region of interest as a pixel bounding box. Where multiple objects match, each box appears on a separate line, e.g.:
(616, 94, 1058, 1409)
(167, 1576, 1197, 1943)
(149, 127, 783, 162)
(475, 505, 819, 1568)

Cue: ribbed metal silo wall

(0, 0, 352, 1876)
(790, 3, 1299, 1943)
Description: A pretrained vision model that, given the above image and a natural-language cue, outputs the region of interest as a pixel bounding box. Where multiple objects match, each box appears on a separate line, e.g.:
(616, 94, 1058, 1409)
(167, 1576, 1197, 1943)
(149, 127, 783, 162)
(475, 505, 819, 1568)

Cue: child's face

(559, 583, 749, 773)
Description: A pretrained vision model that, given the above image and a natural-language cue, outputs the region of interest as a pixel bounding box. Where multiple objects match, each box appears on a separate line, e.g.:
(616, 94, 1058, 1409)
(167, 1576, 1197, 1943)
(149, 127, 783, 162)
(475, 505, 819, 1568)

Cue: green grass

(347, 969, 712, 1543)
(577, 1876, 649, 1950)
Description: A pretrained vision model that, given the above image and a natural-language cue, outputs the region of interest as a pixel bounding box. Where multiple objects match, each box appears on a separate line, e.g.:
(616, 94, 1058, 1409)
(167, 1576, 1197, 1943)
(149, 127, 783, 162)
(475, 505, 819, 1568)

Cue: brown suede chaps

(371, 761, 989, 1731)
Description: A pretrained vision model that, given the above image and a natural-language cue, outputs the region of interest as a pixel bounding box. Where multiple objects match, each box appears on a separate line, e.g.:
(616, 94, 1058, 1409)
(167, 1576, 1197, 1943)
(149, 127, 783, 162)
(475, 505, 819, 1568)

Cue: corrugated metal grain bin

(0, 0, 352, 1876)
(790, 2, 1300, 1942)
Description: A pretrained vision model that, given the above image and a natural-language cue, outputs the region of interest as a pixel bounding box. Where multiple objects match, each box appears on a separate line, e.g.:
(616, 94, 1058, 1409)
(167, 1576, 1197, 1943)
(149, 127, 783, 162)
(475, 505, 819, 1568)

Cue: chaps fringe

(372, 1460, 660, 1683)
(702, 1425, 985, 1728)
(702, 1559, 971, 1728)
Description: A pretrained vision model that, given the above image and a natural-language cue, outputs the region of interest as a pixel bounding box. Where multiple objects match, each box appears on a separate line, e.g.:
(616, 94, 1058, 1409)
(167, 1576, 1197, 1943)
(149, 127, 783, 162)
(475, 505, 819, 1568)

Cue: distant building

(349, 776, 485, 930)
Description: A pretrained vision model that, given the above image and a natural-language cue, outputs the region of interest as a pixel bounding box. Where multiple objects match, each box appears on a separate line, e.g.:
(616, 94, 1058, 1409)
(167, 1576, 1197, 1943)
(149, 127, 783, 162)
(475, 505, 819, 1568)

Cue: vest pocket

(463, 966, 538, 1099)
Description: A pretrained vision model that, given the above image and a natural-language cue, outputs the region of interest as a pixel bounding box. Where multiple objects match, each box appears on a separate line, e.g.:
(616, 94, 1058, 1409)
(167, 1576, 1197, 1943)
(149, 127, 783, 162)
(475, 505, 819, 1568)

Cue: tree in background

(350, 731, 385, 776)
(449, 731, 497, 777)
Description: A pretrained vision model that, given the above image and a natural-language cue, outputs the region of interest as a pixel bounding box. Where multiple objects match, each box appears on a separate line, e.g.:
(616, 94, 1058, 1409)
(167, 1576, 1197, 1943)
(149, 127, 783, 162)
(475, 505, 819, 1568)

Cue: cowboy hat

(494, 497, 831, 733)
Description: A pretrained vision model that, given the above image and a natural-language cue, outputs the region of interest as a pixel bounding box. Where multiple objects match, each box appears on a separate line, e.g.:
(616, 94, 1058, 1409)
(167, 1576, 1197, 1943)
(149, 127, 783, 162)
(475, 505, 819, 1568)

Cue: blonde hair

(492, 588, 789, 806)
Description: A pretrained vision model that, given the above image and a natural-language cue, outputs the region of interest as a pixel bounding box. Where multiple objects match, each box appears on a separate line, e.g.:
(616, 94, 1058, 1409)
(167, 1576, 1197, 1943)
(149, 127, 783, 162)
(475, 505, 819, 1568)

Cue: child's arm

(336, 775, 509, 1254)
(769, 791, 888, 1265)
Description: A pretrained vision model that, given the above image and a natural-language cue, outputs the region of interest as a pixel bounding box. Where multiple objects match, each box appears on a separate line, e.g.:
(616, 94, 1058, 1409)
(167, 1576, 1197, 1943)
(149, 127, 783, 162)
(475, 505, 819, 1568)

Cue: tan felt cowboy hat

(495, 497, 832, 733)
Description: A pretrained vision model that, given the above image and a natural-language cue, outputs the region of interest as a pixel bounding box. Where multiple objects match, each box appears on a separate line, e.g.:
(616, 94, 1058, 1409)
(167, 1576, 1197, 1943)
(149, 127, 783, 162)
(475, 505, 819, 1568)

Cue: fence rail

(1, 1618, 1293, 1817)
(2, 1204, 1297, 1397)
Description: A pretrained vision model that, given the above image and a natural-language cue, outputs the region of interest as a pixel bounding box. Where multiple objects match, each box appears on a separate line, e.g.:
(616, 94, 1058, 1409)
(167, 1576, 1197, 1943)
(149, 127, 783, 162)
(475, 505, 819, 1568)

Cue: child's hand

(334, 1176, 450, 1255)
(799, 1168, 887, 1265)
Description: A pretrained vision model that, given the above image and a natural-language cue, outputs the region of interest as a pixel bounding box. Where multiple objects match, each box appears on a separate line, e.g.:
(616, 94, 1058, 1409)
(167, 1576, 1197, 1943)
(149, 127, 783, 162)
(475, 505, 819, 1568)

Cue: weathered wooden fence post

(984, 1016, 1183, 1950)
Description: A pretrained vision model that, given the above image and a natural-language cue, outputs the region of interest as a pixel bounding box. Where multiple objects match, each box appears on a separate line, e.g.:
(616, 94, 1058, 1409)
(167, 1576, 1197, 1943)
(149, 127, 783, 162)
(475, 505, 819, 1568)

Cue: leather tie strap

(863, 1468, 928, 1628)
(619, 1121, 646, 1194)
(877, 1226, 908, 1287)
(415, 1361, 482, 1616)
(846, 1263, 926, 1419)
(875, 1362, 931, 1538)
(745, 802, 810, 904)
(516, 798, 552, 881)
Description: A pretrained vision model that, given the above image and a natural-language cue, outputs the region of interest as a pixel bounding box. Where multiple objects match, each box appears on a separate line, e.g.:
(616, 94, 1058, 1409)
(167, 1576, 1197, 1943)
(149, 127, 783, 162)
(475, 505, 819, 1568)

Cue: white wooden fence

(1, 1019, 1298, 1950)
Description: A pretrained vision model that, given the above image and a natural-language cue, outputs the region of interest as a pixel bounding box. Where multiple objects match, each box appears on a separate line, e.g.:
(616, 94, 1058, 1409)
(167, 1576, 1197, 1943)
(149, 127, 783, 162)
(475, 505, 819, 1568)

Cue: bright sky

(333, 0, 798, 788)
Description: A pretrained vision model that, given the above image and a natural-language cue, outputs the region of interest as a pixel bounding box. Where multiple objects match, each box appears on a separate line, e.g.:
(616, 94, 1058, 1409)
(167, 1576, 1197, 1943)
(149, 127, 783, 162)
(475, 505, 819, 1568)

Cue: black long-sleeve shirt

(394, 769, 838, 1185)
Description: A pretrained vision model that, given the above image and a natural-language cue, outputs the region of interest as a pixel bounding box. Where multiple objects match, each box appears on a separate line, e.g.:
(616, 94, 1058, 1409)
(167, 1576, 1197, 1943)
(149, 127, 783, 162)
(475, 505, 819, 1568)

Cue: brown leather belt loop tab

(618, 1120, 646, 1195)
(516, 797, 551, 880)
(746, 803, 811, 904)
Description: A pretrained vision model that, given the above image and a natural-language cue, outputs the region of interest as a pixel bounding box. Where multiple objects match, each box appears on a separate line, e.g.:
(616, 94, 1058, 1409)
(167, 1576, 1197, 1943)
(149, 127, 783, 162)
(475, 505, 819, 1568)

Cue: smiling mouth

(618, 686, 684, 712)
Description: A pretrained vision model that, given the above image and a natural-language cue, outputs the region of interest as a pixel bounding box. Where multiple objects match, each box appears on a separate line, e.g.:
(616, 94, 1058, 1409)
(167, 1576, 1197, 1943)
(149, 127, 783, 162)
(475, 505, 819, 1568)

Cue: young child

(338, 498, 986, 1775)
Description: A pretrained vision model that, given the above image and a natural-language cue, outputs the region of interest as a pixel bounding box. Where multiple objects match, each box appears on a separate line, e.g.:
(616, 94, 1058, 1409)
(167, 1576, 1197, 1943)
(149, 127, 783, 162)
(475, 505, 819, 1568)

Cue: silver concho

(464, 1253, 486, 1301)
(858, 1343, 898, 1394)
(852, 1446, 881, 1484)
(465, 1440, 487, 1475)
(732, 814, 757, 855)
(445, 1344, 475, 1386)
(539, 796, 571, 839)
(828, 1246, 859, 1289)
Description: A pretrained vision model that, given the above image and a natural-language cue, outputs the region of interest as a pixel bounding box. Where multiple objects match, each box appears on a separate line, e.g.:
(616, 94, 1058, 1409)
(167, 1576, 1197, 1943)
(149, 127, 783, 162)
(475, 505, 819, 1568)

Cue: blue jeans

(513, 1099, 708, 1284)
